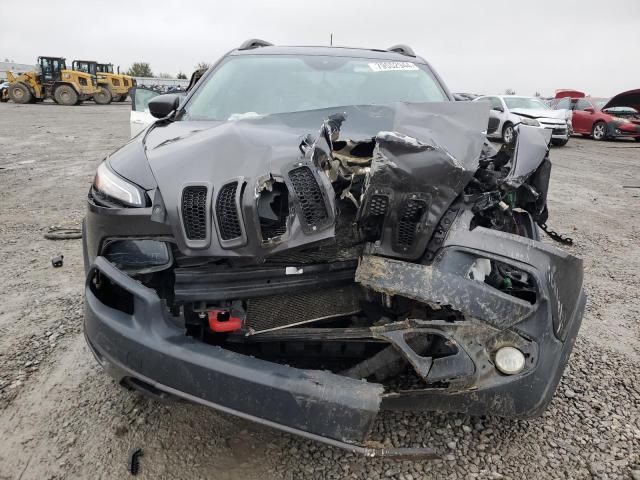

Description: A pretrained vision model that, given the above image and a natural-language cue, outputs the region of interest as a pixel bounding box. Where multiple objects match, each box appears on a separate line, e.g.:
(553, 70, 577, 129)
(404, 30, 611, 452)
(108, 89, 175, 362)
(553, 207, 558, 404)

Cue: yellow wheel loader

(95, 63, 132, 102)
(120, 72, 136, 101)
(73, 60, 113, 104)
(7, 56, 98, 105)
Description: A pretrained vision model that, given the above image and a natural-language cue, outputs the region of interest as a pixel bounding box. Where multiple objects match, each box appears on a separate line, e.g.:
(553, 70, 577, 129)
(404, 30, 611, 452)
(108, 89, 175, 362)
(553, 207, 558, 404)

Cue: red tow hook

(207, 310, 242, 332)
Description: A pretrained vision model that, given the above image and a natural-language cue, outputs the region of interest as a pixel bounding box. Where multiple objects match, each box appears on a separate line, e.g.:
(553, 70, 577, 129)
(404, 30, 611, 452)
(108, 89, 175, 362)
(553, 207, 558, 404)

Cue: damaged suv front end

(83, 44, 585, 456)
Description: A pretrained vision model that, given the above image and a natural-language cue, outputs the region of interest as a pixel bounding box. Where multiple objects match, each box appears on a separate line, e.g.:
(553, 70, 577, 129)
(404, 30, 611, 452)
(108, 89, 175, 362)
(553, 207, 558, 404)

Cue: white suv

(475, 95, 571, 146)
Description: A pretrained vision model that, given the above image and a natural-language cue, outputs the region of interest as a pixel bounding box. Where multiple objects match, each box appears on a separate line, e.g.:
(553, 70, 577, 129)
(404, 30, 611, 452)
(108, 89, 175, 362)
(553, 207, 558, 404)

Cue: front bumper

(509, 123, 569, 143)
(607, 121, 640, 139)
(84, 206, 585, 452)
(538, 122, 569, 141)
(85, 256, 397, 456)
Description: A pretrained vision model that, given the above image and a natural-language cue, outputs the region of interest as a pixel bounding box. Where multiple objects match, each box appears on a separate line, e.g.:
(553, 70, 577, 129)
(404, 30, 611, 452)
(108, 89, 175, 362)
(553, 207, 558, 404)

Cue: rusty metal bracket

(360, 446, 439, 459)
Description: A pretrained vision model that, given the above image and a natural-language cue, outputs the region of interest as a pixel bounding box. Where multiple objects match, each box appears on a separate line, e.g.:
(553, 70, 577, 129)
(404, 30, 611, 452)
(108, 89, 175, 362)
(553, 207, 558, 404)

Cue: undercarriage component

(230, 327, 385, 343)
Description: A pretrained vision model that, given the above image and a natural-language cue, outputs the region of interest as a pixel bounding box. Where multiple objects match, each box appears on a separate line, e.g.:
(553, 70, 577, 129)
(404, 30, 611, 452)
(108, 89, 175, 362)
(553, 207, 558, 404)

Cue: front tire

(502, 122, 516, 145)
(93, 86, 112, 105)
(8, 83, 33, 104)
(592, 121, 607, 141)
(54, 85, 79, 106)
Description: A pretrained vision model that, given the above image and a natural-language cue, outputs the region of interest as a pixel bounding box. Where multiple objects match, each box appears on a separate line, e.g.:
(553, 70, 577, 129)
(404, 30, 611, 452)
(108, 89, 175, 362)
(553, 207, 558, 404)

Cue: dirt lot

(0, 102, 639, 480)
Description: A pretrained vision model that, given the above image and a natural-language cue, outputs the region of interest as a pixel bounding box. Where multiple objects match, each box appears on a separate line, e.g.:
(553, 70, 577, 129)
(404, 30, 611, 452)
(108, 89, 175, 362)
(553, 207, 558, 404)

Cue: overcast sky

(1, 0, 638, 97)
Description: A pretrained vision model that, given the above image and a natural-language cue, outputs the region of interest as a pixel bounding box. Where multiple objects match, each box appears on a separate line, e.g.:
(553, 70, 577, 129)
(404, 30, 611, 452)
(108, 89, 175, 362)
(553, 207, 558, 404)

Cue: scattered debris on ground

(51, 255, 64, 267)
(128, 448, 143, 476)
(44, 225, 83, 241)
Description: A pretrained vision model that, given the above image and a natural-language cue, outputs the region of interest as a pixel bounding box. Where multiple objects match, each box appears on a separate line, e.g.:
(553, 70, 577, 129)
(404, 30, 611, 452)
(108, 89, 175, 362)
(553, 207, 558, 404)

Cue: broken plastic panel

(102, 239, 171, 273)
(257, 178, 290, 241)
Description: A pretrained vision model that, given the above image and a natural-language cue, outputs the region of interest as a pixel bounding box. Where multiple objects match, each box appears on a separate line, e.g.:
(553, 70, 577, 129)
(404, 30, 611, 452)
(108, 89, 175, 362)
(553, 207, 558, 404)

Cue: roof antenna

(330, 33, 333, 46)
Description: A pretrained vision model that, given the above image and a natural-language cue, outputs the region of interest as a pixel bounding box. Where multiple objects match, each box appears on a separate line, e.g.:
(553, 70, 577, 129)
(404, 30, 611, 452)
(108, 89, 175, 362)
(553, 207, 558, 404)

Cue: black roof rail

(386, 44, 416, 57)
(238, 39, 274, 50)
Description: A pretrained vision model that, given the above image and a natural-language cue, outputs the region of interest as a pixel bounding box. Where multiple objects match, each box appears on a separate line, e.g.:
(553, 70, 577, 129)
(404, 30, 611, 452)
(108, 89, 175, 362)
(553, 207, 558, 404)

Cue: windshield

(75, 62, 96, 76)
(504, 97, 550, 110)
(97, 64, 114, 74)
(182, 55, 448, 121)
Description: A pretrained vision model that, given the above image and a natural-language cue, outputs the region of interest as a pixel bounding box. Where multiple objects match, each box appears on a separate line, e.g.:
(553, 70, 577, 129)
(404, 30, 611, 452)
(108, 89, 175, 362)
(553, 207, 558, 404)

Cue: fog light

(494, 346, 525, 375)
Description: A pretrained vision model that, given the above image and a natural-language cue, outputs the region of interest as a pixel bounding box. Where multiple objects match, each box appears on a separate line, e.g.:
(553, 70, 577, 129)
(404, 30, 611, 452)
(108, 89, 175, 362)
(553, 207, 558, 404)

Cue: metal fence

(133, 77, 190, 88)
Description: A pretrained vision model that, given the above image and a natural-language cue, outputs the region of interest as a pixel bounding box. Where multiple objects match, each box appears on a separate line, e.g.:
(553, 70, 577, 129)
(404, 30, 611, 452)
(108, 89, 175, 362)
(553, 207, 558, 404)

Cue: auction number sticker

(368, 61, 419, 72)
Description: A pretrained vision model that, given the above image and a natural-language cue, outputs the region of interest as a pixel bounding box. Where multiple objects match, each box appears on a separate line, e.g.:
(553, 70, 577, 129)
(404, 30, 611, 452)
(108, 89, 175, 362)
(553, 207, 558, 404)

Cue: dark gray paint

(109, 101, 489, 260)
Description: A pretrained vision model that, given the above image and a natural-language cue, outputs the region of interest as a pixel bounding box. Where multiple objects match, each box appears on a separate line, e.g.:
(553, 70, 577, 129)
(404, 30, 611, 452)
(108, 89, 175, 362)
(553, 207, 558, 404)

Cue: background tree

(534, 91, 542, 97)
(176, 72, 187, 79)
(195, 62, 211, 71)
(504, 88, 516, 95)
(158, 72, 173, 79)
(126, 62, 153, 77)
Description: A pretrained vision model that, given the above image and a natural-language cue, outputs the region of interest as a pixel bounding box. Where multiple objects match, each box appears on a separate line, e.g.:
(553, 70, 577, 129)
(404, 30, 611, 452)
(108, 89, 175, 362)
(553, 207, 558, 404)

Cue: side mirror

(584, 107, 595, 113)
(148, 94, 181, 119)
(492, 106, 504, 112)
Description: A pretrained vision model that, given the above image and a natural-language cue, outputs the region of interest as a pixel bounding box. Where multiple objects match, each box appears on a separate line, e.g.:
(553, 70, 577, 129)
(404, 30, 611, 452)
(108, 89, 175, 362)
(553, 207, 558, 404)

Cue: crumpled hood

(602, 88, 640, 112)
(138, 102, 489, 259)
(511, 108, 567, 121)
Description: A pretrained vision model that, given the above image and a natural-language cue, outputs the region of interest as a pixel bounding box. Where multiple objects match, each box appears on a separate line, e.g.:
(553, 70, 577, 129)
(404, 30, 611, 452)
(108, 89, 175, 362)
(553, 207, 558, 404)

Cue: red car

(551, 89, 640, 141)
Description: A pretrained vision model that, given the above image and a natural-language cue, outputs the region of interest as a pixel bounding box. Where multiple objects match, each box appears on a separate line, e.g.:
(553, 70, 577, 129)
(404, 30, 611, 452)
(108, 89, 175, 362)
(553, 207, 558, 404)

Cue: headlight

(94, 161, 146, 207)
(518, 117, 540, 127)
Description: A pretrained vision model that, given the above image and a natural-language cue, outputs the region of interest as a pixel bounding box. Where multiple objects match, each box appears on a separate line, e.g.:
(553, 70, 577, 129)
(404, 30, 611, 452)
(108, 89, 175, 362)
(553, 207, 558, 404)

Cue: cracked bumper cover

(84, 212, 585, 449)
(606, 120, 640, 138)
(85, 256, 387, 450)
(364, 212, 586, 416)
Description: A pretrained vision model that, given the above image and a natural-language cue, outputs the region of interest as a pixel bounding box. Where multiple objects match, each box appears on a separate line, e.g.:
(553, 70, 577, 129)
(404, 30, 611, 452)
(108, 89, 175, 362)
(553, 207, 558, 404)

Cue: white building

(0, 62, 35, 80)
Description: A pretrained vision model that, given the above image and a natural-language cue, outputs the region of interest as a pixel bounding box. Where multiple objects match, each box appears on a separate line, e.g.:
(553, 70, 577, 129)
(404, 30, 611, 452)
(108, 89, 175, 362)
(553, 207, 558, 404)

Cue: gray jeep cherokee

(83, 39, 585, 457)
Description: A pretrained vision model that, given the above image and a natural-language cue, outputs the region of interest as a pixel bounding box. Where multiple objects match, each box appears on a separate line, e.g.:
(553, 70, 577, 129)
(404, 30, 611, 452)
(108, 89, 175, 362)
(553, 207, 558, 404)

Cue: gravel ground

(0, 102, 638, 480)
